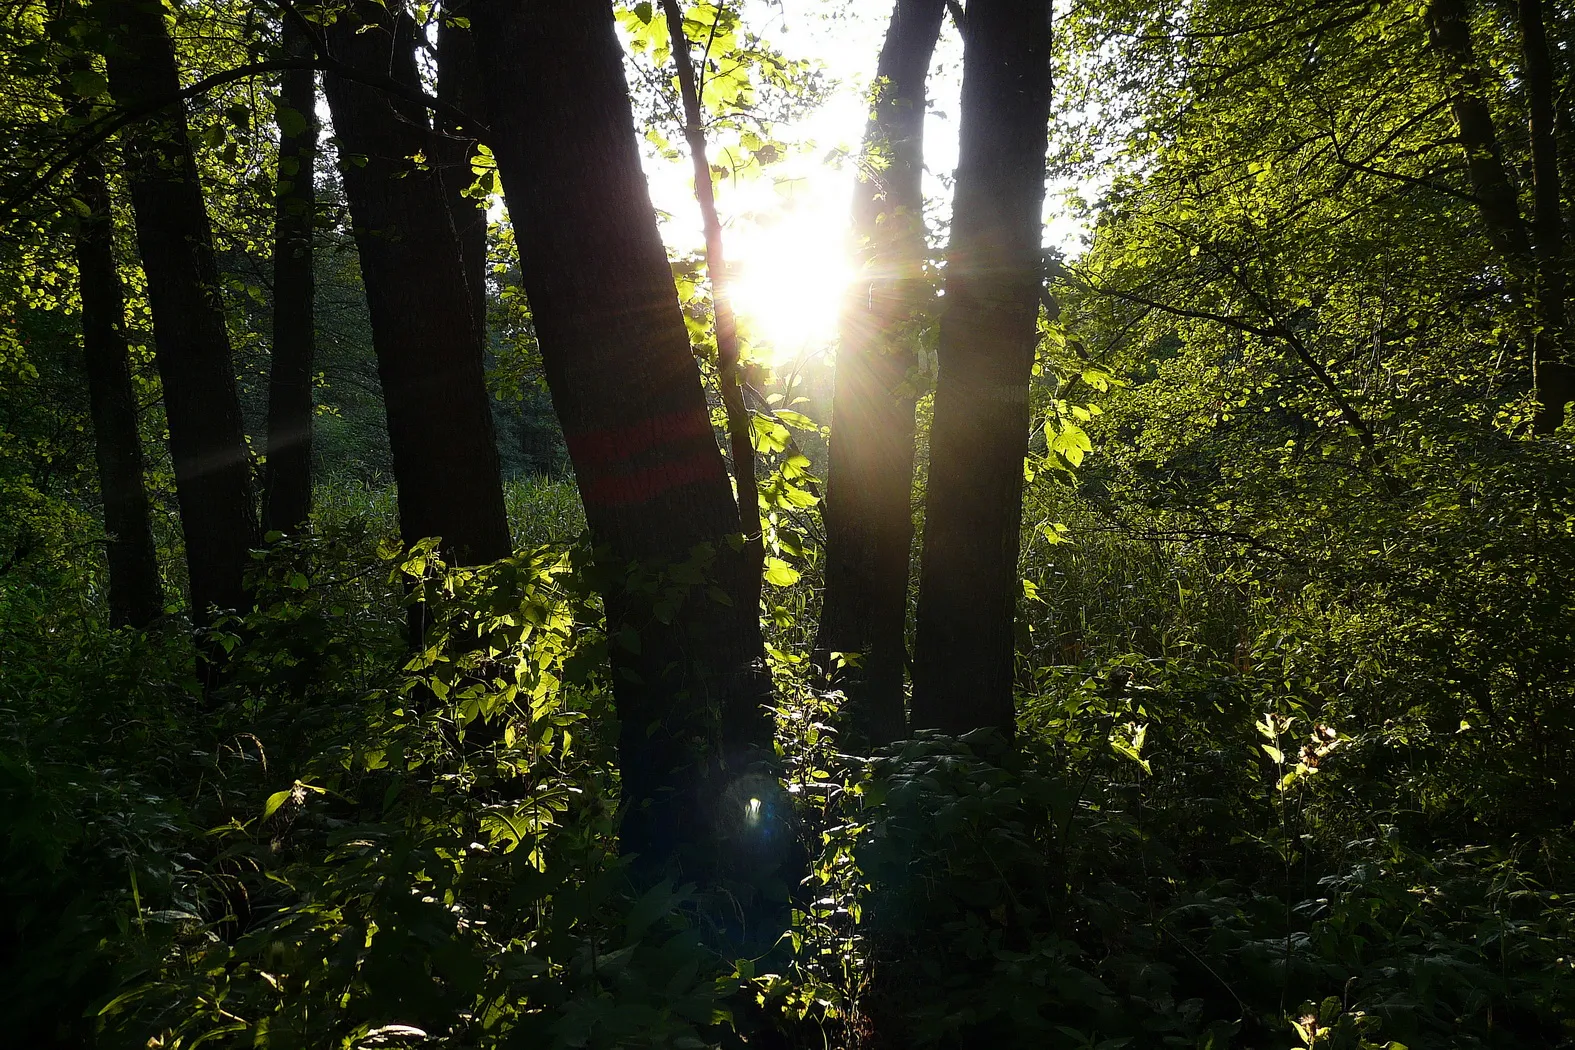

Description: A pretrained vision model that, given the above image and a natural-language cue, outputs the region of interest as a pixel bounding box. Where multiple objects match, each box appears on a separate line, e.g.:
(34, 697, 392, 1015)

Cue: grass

(312, 472, 586, 551)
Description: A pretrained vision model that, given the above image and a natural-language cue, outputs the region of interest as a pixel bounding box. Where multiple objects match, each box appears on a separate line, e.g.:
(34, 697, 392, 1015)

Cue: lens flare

(726, 205, 851, 367)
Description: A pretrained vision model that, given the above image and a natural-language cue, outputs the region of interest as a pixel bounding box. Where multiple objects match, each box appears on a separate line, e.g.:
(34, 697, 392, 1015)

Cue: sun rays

(726, 198, 853, 366)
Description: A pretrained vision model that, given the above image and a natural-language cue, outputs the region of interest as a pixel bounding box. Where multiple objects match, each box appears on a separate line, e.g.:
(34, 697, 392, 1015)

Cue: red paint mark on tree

(567, 408, 722, 508)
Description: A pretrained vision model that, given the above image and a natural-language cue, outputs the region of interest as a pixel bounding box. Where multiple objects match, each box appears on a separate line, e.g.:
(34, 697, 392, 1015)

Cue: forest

(1, 0, 1572, 1046)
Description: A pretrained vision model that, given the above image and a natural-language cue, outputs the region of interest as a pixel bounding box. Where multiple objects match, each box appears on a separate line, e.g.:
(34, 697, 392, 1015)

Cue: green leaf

(773, 410, 817, 431)
(751, 415, 791, 453)
(262, 788, 292, 821)
(763, 558, 800, 587)
(69, 69, 108, 98)
(1050, 423, 1093, 467)
(275, 103, 309, 138)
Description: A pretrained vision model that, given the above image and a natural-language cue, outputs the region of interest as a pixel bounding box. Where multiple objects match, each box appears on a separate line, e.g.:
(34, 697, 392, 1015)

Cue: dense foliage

(2, 0, 1573, 1048)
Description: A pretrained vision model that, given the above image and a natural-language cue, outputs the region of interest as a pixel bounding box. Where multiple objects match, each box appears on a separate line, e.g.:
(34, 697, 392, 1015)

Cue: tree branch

(3, 55, 486, 223)
(945, 0, 967, 38)
(660, 0, 765, 603)
(1077, 268, 1397, 486)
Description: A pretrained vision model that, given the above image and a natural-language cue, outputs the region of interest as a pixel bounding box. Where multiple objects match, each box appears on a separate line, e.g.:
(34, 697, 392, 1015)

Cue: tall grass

(312, 473, 586, 551)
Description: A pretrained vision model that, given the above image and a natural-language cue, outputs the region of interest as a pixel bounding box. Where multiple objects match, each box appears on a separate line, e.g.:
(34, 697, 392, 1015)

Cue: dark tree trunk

(910, 0, 1052, 738)
(1552, 4, 1575, 245)
(1518, 0, 1574, 431)
(1425, 0, 1533, 268)
(436, 0, 488, 335)
(470, 0, 781, 897)
(262, 16, 318, 534)
(814, 0, 945, 747)
(94, 0, 257, 625)
(71, 150, 163, 629)
(321, 0, 510, 566)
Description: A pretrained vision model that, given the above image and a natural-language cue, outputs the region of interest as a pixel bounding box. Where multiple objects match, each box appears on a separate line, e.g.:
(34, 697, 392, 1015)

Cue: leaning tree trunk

(910, 0, 1052, 739)
(661, 0, 766, 623)
(261, 14, 318, 534)
(1518, 0, 1573, 431)
(1421, 0, 1571, 424)
(1552, 4, 1575, 236)
(470, 0, 782, 902)
(814, 0, 946, 747)
(321, 0, 510, 566)
(1425, 0, 1533, 266)
(93, 0, 257, 626)
(71, 149, 163, 629)
(436, 0, 488, 336)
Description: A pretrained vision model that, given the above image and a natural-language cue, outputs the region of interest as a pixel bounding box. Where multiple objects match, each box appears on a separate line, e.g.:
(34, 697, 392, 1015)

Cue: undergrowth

(2, 478, 1573, 1049)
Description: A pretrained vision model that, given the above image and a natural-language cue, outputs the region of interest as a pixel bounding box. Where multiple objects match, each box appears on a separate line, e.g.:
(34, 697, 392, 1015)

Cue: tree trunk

(1552, 4, 1575, 245)
(470, 0, 781, 896)
(321, 0, 510, 566)
(436, 0, 488, 336)
(659, 0, 765, 624)
(71, 149, 163, 629)
(94, 0, 257, 625)
(910, 0, 1052, 738)
(261, 15, 318, 534)
(1518, 0, 1574, 431)
(1425, 0, 1533, 268)
(814, 0, 946, 747)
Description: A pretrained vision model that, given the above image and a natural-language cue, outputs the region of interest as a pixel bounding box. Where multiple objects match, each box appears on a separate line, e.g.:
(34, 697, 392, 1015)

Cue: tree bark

(1425, 0, 1534, 268)
(94, 0, 258, 626)
(71, 149, 163, 629)
(814, 0, 945, 747)
(659, 0, 765, 621)
(910, 0, 1052, 738)
(261, 15, 318, 534)
(1518, 0, 1573, 431)
(470, 0, 781, 896)
(1552, 4, 1575, 244)
(321, 0, 510, 566)
(435, 0, 488, 336)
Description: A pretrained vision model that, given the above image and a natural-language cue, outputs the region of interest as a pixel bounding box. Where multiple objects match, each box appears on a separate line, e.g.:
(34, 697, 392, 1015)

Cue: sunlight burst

(725, 201, 852, 367)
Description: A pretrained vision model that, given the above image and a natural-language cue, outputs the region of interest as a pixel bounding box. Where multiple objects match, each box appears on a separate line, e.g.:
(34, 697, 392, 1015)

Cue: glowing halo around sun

(724, 200, 853, 369)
